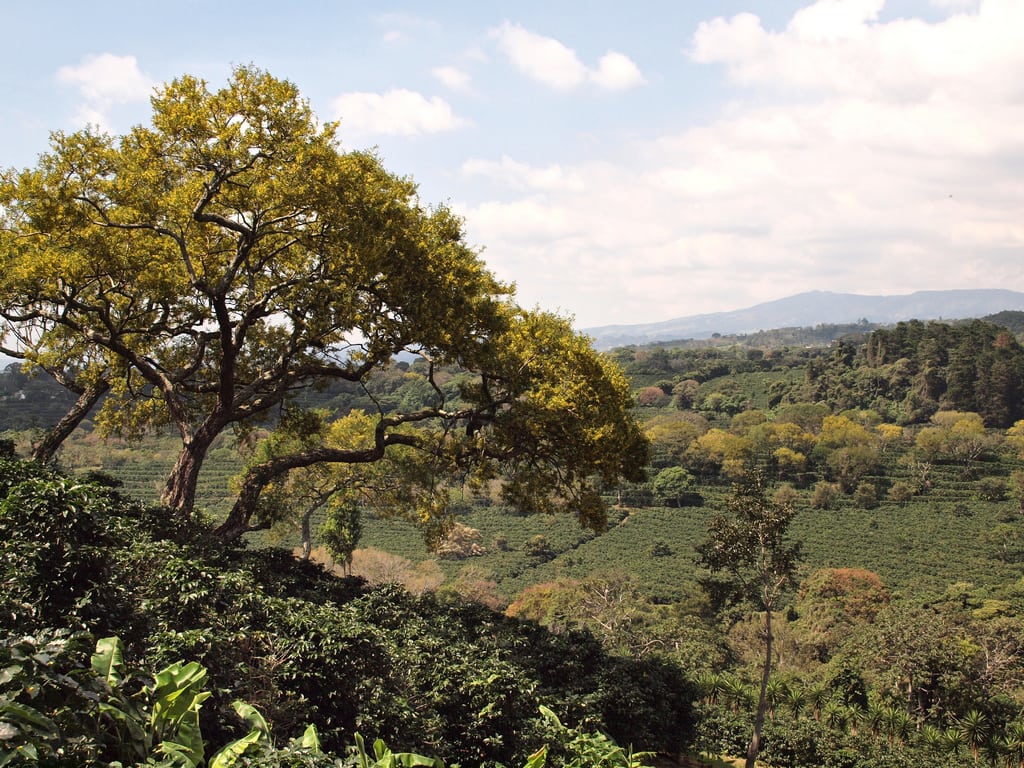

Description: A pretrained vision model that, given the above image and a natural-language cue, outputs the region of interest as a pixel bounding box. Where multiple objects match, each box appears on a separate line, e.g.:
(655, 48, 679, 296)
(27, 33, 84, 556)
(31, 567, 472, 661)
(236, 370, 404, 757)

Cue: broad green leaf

(208, 729, 262, 768)
(91, 636, 124, 687)
(0, 701, 58, 735)
(231, 700, 269, 739)
(0, 742, 38, 768)
(150, 661, 210, 730)
(299, 723, 321, 752)
(96, 701, 147, 744)
(157, 738, 202, 768)
(538, 705, 563, 729)
(523, 746, 547, 768)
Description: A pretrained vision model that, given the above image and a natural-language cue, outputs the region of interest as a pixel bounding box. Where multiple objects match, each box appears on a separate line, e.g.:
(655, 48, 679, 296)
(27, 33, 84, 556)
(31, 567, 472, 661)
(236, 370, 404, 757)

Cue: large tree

(0, 66, 647, 532)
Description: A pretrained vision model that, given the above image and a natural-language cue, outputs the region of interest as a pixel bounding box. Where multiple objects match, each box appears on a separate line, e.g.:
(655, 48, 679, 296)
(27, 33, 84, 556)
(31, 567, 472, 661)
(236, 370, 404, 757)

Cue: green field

(6, 411, 1022, 610)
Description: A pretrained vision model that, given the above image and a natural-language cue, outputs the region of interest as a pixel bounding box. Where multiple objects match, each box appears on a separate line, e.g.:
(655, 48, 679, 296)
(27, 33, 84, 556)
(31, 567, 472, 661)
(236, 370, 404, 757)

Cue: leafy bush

(0, 475, 117, 628)
(977, 476, 1008, 502)
(811, 481, 840, 510)
(887, 482, 914, 504)
(853, 481, 879, 509)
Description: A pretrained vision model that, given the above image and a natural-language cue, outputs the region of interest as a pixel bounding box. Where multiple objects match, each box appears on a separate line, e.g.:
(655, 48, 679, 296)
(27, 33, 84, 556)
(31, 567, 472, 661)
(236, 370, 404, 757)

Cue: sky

(1, 0, 1021, 330)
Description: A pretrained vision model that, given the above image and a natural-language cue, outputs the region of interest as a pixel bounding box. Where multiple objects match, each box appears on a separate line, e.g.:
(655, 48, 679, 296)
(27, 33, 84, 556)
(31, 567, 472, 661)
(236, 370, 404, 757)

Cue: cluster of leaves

(692, 670, 1024, 768)
(683, 554, 1024, 767)
(0, 630, 330, 767)
(2, 630, 660, 768)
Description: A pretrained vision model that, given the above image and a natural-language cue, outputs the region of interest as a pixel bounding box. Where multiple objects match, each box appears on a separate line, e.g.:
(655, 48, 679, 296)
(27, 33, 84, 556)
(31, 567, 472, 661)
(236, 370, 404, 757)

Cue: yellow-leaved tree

(0, 66, 647, 539)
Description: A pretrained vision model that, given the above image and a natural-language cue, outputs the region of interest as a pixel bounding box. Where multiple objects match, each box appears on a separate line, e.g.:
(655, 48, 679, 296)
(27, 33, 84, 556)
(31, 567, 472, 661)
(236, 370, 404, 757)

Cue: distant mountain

(583, 289, 1024, 350)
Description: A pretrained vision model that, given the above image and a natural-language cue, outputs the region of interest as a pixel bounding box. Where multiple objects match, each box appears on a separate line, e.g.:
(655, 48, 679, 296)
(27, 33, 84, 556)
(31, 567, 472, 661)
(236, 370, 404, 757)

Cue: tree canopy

(0, 66, 647, 536)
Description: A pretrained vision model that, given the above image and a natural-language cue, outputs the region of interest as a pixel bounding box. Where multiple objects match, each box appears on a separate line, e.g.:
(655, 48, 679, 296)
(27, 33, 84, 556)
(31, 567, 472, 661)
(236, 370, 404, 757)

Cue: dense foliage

(0, 455, 693, 766)
(612, 316, 1024, 428)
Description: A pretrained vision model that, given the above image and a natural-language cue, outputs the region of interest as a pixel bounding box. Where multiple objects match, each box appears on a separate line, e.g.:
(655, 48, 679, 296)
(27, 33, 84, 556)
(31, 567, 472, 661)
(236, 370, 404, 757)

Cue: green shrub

(0, 477, 116, 627)
(887, 482, 914, 504)
(977, 476, 1008, 502)
(811, 482, 840, 510)
(853, 481, 879, 510)
(0, 457, 700, 764)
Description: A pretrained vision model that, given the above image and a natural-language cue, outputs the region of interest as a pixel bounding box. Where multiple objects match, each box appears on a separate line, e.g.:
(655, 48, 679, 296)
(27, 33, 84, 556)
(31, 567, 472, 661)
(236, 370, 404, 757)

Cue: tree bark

(746, 608, 773, 768)
(32, 379, 110, 463)
(300, 506, 314, 561)
(213, 443, 389, 542)
(162, 422, 222, 516)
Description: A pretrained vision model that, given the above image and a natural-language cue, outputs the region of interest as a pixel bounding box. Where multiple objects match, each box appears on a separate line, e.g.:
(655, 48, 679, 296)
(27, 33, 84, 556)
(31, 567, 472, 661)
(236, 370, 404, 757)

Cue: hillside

(583, 288, 1024, 349)
(7, 315, 1024, 602)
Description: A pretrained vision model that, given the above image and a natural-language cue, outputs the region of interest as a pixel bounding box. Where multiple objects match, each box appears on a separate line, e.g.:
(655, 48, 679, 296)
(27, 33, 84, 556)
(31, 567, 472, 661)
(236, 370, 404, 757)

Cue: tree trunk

(214, 458, 276, 541)
(32, 379, 110, 463)
(300, 506, 314, 560)
(746, 609, 773, 768)
(162, 424, 219, 516)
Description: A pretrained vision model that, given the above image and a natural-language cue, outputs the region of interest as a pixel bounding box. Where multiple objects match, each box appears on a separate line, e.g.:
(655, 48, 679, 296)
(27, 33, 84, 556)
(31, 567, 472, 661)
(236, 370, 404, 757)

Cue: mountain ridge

(582, 289, 1024, 349)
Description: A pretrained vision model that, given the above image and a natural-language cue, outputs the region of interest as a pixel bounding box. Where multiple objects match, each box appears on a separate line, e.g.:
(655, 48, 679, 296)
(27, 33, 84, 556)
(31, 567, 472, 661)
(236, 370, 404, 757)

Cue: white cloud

(489, 21, 644, 91)
(461, 156, 585, 191)
(930, 0, 980, 9)
(432, 65, 471, 92)
(591, 52, 647, 90)
(460, 1, 1024, 327)
(490, 21, 587, 89)
(55, 53, 154, 130)
(787, 0, 883, 41)
(690, 0, 1024, 103)
(466, 198, 583, 244)
(332, 89, 468, 137)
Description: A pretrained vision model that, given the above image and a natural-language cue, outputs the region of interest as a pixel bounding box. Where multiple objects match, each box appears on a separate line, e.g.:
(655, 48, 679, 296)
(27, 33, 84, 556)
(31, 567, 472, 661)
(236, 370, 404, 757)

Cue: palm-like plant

(804, 683, 829, 722)
(944, 726, 967, 756)
(695, 671, 723, 706)
(1002, 719, 1024, 768)
(863, 701, 886, 740)
(918, 723, 946, 753)
(823, 700, 848, 731)
(783, 683, 805, 719)
(720, 675, 753, 714)
(958, 709, 990, 766)
(845, 704, 863, 736)
(884, 706, 911, 746)
(764, 676, 787, 722)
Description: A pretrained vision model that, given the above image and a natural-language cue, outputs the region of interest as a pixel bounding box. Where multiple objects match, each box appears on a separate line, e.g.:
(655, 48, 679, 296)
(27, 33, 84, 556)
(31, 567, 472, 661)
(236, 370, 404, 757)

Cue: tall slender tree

(697, 470, 802, 768)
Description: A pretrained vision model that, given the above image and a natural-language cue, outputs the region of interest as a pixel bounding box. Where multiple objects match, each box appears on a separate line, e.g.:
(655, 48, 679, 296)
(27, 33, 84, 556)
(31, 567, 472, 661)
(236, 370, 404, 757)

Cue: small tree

(853, 480, 879, 509)
(810, 481, 840, 510)
(652, 466, 696, 507)
(696, 470, 802, 768)
(1011, 470, 1024, 516)
(976, 476, 1008, 502)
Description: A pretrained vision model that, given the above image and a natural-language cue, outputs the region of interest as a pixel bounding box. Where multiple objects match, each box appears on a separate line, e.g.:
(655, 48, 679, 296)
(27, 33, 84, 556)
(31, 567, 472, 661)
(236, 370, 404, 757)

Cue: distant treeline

(6, 313, 1024, 435)
(613, 313, 1024, 428)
